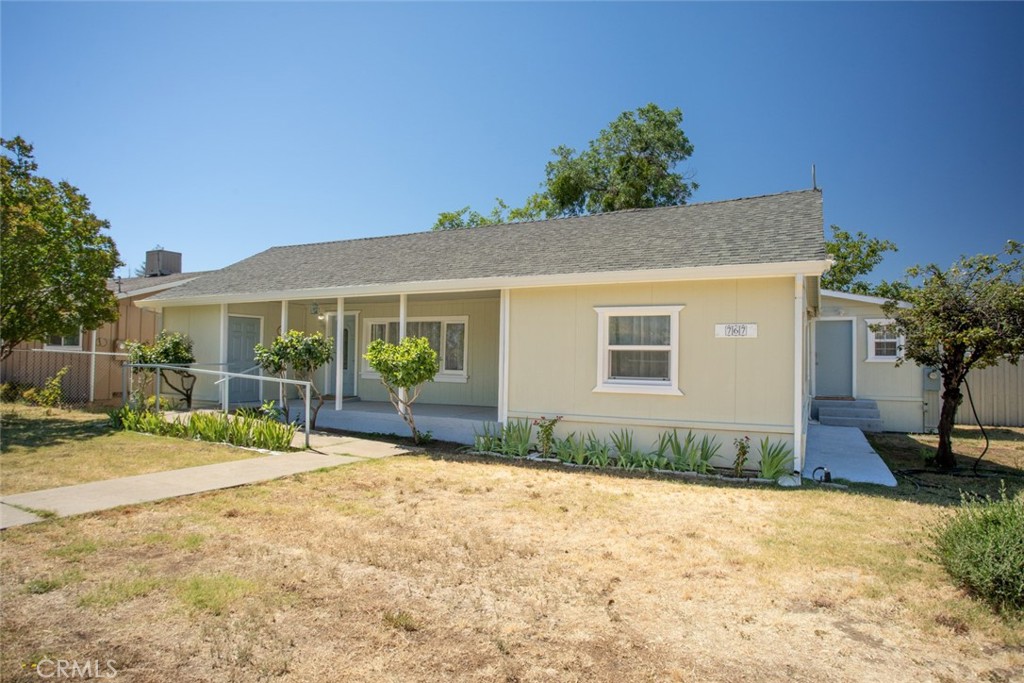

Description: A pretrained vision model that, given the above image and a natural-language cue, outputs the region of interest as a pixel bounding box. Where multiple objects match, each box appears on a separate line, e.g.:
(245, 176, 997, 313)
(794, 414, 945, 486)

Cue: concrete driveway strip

(0, 452, 358, 528)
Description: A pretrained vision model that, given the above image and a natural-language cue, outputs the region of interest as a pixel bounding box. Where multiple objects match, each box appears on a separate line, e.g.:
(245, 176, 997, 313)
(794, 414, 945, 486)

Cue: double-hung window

(364, 316, 468, 382)
(44, 330, 82, 351)
(594, 306, 683, 395)
(866, 318, 903, 361)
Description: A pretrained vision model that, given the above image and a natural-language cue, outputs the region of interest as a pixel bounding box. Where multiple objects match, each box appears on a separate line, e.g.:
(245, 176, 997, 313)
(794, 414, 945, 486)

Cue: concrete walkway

(803, 423, 897, 487)
(0, 433, 410, 530)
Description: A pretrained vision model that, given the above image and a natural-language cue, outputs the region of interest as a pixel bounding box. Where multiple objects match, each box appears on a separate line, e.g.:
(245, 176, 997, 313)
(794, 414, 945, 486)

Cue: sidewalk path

(802, 423, 898, 487)
(0, 433, 410, 529)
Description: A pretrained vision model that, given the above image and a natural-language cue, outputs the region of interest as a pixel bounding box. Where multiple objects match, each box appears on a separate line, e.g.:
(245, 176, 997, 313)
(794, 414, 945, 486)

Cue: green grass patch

(383, 609, 420, 632)
(78, 577, 164, 609)
(177, 574, 258, 615)
(47, 538, 98, 562)
(25, 569, 84, 594)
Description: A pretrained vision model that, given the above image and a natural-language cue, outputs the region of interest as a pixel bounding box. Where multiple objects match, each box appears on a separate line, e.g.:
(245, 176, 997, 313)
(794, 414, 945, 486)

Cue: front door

(326, 314, 356, 397)
(228, 316, 262, 404)
(815, 320, 854, 398)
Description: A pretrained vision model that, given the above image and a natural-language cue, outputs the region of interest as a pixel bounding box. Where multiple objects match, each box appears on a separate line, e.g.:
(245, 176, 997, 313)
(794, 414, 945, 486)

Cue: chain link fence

(0, 348, 129, 407)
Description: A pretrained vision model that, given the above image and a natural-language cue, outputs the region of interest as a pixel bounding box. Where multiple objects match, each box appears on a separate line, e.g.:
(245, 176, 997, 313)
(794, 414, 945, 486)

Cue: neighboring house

(0, 249, 206, 405)
(139, 189, 830, 470)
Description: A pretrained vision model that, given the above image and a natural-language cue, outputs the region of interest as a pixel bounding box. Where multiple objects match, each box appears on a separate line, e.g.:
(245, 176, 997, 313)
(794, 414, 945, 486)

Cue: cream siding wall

(508, 278, 797, 459)
(818, 296, 925, 432)
(159, 298, 500, 408)
(162, 305, 223, 403)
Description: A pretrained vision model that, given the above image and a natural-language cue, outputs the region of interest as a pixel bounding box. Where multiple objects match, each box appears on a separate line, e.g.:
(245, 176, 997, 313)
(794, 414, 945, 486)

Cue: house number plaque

(715, 323, 758, 338)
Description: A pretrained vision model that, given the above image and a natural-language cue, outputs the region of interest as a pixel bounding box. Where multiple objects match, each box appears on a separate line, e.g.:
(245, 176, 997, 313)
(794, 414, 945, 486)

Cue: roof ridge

(264, 187, 821, 253)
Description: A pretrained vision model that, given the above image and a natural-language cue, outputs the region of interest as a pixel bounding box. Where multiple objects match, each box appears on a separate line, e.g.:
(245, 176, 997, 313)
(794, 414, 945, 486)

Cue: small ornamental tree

(124, 331, 197, 409)
(883, 242, 1024, 470)
(364, 336, 439, 443)
(254, 330, 334, 428)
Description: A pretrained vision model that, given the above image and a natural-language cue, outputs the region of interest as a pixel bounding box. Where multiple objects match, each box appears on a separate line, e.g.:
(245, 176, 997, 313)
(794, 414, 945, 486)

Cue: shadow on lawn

(312, 423, 1024, 508)
(0, 410, 113, 451)
(863, 428, 1024, 507)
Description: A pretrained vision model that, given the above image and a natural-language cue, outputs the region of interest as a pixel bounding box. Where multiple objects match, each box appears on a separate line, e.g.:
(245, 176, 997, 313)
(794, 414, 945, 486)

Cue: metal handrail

(122, 362, 312, 448)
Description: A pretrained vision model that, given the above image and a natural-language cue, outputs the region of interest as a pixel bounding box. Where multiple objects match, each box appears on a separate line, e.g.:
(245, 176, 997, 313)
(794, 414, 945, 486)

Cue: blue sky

(2, 2, 1021, 283)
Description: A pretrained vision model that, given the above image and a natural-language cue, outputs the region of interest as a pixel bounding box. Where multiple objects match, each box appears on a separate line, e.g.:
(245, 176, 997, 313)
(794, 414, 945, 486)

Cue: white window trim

(593, 305, 684, 396)
(44, 329, 83, 351)
(865, 318, 903, 362)
(361, 315, 469, 384)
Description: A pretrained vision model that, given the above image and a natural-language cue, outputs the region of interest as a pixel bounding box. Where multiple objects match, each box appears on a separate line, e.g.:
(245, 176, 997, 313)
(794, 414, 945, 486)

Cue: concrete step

(819, 415, 884, 432)
(812, 399, 879, 410)
(818, 406, 881, 420)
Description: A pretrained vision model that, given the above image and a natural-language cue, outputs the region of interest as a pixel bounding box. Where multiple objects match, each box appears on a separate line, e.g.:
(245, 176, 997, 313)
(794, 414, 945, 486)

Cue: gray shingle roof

(149, 189, 825, 302)
(108, 271, 210, 295)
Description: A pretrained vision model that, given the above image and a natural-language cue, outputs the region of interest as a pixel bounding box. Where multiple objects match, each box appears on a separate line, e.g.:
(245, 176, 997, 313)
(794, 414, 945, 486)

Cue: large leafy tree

(0, 137, 121, 361)
(432, 103, 696, 230)
(821, 225, 909, 298)
(882, 242, 1024, 470)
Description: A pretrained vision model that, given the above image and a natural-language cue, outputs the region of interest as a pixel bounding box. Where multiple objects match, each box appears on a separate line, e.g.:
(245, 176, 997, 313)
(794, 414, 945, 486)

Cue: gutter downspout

(793, 274, 806, 474)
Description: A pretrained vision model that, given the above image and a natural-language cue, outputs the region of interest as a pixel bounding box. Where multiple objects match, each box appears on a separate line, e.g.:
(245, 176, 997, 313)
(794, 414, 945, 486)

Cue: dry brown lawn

(0, 405, 258, 495)
(2, 452, 1021, 682)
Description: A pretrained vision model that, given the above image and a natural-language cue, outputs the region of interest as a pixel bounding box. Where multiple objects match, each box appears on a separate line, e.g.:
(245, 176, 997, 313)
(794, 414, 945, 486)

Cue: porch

(313, 400, 498, 445)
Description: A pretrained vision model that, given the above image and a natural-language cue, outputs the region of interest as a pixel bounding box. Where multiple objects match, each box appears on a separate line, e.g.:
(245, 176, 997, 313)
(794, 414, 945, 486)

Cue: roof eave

(137, 259, 832, 310)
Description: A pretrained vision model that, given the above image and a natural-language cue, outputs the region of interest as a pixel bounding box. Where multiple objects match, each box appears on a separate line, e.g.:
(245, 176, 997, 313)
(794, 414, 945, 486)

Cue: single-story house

(1, 249, 206, 405)
(139, 189, 830, 471)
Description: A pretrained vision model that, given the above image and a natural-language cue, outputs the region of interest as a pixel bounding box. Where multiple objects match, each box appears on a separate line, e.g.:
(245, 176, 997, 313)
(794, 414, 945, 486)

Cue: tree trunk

(935, 376, 963, 470)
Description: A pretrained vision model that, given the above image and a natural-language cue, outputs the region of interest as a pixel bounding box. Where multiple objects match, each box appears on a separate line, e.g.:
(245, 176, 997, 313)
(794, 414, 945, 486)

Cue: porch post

(335, 297, 344, 411)
(89, 330, 98, 403)
(279, 301, 288, 409)
(398, 293, 408, 415)
(498, 288, 510, 424)
(793, 275, 805, 474)
(220, 304, 229, 412)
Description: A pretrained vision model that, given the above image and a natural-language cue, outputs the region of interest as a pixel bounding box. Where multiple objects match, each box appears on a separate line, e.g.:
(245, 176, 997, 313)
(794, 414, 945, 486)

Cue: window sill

(361, 371, 468, 384)
(865, 358, 900, 363)
(43, 346, 83, 352)
(592, 384, 684, 396)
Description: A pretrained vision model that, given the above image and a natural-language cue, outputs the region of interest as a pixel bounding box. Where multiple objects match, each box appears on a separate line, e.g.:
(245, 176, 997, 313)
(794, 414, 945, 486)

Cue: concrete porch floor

(803, 422, 898, 487)
(313, 401, 497, 445)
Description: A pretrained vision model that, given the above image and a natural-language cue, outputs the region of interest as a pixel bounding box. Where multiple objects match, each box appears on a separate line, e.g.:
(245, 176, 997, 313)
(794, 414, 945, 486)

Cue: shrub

(499, 419, 533, 457)
(732, 436, 751, 477)
(757, 437, 794, 479)
(532, 416, 562, 457)
(553, 432, 587, 466)
(0, 381, 27, 402)
(473, 422, 502, 453)
(934, 484, 1024, 615)
(111, 407, 295, 451)
(23, 367, 68, 411)
(585, 433, 611, 468)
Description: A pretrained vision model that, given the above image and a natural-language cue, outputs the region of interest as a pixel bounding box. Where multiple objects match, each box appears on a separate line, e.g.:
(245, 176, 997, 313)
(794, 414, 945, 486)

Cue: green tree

(254, 330, 335, 428)
(882, 242, 1024, 469)
(364, 336, 439, 443)
(0, 137, 122, 361)
(821, 225, 901, 295)
(432, 103, 696, 230)
(124, 331, 197, 409)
